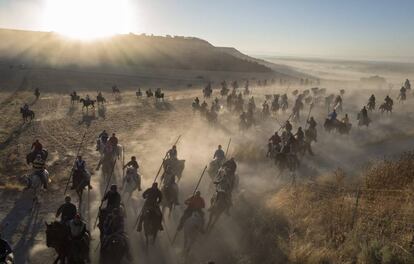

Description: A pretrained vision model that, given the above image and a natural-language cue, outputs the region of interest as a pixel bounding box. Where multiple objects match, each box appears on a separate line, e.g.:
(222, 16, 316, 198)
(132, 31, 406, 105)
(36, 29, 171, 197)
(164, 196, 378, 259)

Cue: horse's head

(45, 221, 67, 248)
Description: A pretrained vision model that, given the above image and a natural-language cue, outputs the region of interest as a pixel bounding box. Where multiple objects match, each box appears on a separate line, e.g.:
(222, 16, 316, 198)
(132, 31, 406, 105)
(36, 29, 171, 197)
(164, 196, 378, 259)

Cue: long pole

(303, 103, 314, 130)
(224, 138, 231, 158)
(93, 159, 117, 229)
(64, 132, 87, 195)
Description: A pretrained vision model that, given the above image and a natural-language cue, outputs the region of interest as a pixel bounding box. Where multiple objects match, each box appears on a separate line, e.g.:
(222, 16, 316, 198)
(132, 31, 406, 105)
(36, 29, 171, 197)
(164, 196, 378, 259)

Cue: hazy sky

(0, 0, 413, 60)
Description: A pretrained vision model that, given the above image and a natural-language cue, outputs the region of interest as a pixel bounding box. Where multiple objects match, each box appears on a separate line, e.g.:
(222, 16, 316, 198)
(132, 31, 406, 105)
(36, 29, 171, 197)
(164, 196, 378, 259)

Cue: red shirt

(185, 196, 205, 210)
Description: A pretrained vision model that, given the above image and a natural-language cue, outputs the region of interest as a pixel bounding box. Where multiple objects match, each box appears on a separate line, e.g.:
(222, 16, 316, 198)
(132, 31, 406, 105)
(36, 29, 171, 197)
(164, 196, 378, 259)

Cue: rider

(0, 233, 12, 263)
(69, 214, 88, 239)
(73, 156, 92, 189)
(295, 127, 304, 143)
(361, 106, 368, 119)
(167, 145, 178, 160)
(23, 103, 29, 113)
(342, 114, 350, 125)
(328, 109, 337, 121)
(213, 145, 225, 163)
(307, 117, 317, 129)
(201, 101, 208, 110)
(368, 94, 376, 108)
(98, 91, 103, 98)
(222, 157, 237, 176)
(124, 156, 139, 170)
(285, 120, 293, 132)
(33, 154, 47, 189)
(137, 182, 163, 232)
(85, 94, 91, 102)
(102, 185, 121, 211)
(385, 95, 393, 107)
(269, 132, 281, 146)
(400, 86, 407, 99)
(56, 196, 77, 223)
(177, 190, 205, 231)
(31, 139, 43, 156)
(108, 133, 118, 152)
(103, 207, 124, 235)
(97, 130, 109, 150)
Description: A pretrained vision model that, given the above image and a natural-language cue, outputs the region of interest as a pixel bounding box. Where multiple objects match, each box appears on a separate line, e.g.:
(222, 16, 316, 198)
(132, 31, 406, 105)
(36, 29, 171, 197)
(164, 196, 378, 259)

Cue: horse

(121, 167, 141, 202)
(155, 89, 164, 102)
(20, 108, 35, 122)
(97, 95, 106, 105)
(142, 208, 162, 249)
(203, 87, 212, 98)
(24, 170, 49, 206)
(136, 89, 142, 98)
(146, 90, 154, 98)
(161, 182, 178, 217)
(26, 149, 48, 164)
(324, 119, 352, 134)
(163, 158, 185, 182)
(367, 100, 376, 111)
(207, 159, 223, 180)
(45, 221, 70, 264)
(379, 103, 392, 114)
(112, 86, 120, 94)
(274, 152, 300, 173)
(100, 233, 129, 264)
(71, 169, 91, 200)
(183, 211, 204, 256)
(99, 145, 122, 180)
(70, 94, 80, 104)
(206, 191, 229, 233)
(79, 99, 95, 111)
(357, 113, 371, 127)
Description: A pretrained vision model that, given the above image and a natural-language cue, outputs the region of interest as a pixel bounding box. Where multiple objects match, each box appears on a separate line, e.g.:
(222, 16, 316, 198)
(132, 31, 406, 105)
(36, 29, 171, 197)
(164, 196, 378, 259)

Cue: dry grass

(234, 154, 414, 263)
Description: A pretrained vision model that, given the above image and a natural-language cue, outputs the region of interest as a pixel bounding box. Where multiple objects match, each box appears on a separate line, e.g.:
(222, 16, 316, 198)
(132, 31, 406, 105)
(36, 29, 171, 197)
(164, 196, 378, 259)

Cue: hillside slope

(0, 29, 272, 73)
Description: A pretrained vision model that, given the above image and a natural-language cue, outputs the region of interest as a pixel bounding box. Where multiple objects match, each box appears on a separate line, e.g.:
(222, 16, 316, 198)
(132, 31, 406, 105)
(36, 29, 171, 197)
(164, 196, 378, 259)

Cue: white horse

(24, 170, 49, 205)
(121, 167, 141, 202)
(183, 211, 204, 256)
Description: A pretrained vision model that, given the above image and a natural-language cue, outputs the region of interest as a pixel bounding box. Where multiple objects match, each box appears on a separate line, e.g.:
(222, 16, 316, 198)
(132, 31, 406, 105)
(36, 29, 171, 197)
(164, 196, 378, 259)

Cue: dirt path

(0, 85, 413, 263)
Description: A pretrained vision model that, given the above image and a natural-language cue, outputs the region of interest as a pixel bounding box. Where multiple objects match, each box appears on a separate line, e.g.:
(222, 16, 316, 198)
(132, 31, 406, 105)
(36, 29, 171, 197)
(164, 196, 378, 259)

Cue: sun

(43, 0, 130, 40)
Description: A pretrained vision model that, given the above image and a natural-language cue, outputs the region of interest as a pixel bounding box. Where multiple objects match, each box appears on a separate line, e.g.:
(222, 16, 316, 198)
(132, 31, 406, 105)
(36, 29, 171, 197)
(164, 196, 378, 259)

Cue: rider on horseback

(177, 191, 205, 231)
(137, 183, 163, 232)
(161, 165, 179, 205)
(361, 106, 368, 119)
(56, 196, 77, 224)
(73, 156, 92, 190)
(33, 154, 47, 189)
(342, 114, 350, 125)
(385, 95, 393, 107)
(97, 130, 109, 151)
(102, 185, 121, 211)
(124, 156, 139, 171)
(368, 94, 376, 109)
(69, 214, 90, 262)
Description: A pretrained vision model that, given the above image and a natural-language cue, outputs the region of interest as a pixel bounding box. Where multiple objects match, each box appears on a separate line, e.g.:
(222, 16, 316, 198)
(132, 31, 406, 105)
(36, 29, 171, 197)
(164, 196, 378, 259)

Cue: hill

(0, 28, 273, 74)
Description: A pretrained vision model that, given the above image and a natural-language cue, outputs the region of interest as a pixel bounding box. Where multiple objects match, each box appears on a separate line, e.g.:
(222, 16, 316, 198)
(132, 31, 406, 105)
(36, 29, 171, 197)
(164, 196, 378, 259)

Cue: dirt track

(0, 68, 414, 263)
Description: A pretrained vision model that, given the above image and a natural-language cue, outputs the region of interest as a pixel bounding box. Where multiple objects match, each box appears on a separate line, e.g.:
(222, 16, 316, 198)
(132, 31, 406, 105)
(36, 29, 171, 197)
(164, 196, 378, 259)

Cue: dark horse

(79, 99, 96, 111)
(206, 191, 229, 233)
(155, 89, 164, 102)
(146, 89, 154, 98)
(161, 183, 178, 217)
(142, 208, 162, 249)
(20, 108, 35, 122)
(97, 95, 106, 105)
(45, 221, 70, 264)
(70, 94, 80, 104)
(112, 85, 120, 94)
(45, 221, 89, 264)
(100, 233, 129, 264)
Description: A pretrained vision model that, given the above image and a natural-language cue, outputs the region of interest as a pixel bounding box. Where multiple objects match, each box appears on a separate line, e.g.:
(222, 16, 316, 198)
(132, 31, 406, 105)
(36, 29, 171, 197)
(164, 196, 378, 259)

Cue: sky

(0, 0, 413, 60)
